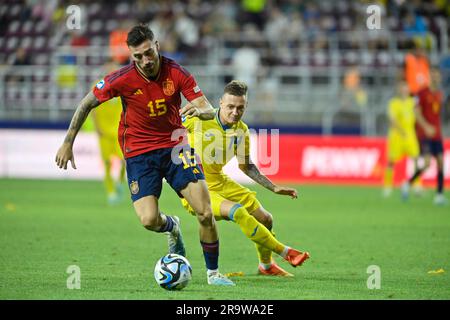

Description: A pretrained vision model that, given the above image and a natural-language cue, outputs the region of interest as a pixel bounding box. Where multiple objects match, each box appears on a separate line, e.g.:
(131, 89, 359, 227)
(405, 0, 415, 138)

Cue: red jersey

(92, 56, 204, 158)
(416, 87, 443, 141)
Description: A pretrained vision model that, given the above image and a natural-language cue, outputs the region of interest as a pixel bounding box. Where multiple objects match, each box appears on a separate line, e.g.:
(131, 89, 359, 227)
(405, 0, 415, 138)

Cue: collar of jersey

(216, 109, 233, 131)
(134, 56, 162, 82)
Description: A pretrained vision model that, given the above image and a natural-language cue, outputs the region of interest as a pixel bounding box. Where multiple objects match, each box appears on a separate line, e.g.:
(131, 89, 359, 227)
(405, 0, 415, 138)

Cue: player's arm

(179, 95, 215, 120)
(414, 102, 436, 137)
(55, 91, 100, 169)
(238, 156, 298, 199)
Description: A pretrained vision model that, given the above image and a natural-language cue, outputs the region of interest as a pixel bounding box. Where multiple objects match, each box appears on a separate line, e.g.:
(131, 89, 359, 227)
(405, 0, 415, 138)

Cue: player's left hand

(274, 186, 298, 199)
(180, 103, 200, 118)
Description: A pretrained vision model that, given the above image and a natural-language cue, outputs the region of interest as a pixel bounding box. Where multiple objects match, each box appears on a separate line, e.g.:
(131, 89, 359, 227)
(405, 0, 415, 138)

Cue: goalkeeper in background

(181, 80, 309, 277)
(383, 79, 419, 197)
(91, 59, 126, 205)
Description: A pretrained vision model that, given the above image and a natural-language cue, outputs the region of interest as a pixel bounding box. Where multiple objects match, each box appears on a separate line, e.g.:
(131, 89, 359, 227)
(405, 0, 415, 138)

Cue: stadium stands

(0, 0, 449, 135)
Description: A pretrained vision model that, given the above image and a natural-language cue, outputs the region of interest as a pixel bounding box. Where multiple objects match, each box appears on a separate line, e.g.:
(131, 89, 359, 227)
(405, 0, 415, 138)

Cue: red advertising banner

(257, 135, 450, 187)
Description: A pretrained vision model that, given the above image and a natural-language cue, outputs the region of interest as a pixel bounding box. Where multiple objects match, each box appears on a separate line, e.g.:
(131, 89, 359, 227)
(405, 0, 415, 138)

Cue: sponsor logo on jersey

(163, 79, 175, 96)
(96, 79, 105, 89)
(193, 85, 201, 93)
(134, 89, 143, 95)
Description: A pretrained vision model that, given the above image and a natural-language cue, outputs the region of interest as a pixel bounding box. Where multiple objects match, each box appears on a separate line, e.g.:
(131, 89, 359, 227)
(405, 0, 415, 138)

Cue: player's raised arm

(238, 155, 298, 199)
(55, 91, 100, 170)
(179, 95, 215, 120)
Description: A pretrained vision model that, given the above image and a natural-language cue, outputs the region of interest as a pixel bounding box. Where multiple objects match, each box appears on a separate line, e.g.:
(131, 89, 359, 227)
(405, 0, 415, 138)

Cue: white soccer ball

(154, 253, 192, 290)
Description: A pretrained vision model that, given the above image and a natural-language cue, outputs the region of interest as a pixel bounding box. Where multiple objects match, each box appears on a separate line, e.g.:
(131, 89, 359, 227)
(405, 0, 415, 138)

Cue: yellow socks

(230, 204, 285, 260)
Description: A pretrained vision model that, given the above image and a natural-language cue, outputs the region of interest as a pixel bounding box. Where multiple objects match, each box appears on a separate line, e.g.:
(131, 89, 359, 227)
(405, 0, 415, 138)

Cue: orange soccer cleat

(258, 262, 294, 277)
(285, 248, 310, 267)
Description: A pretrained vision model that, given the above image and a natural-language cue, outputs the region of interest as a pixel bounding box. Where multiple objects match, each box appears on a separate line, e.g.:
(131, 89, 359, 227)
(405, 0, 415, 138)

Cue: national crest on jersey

(163, 79, 175, 96)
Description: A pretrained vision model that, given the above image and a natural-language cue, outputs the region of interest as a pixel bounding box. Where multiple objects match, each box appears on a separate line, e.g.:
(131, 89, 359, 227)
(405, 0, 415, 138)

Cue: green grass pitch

(0, 179, 449, 299)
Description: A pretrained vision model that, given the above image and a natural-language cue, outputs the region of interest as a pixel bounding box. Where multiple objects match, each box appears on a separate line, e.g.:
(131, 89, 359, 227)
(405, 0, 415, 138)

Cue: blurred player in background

(402, 68, 447, 205)
(404, 41, 430, 96)
(383, 80, 419, 197)
(91, 59, 126, 205)
(403, 41, 431, 194)
(56, 24, 235, 286)
(182, 80, 310, 276)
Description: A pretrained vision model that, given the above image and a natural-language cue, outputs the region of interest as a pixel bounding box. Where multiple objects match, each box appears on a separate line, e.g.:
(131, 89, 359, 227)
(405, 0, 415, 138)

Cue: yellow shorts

(98, 135, 122, 161)
(181, 176, 261, 218)
(387, 135, 419, 162)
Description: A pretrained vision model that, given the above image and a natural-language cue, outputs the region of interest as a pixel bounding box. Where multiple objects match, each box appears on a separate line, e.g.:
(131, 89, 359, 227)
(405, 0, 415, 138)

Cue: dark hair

(224, 80, 248, 96)
(126, 24, 154, 47)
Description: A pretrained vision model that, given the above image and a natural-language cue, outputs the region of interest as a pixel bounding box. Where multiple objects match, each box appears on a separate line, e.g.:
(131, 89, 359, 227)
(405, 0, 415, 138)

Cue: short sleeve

(179, 71, 204, 102)
(92, 74, 120, 103)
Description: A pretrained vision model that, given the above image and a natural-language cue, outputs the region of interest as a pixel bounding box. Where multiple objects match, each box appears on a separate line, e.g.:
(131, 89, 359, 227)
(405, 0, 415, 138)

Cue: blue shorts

(125, 146, 205, 202)
(419, 139, 444, 157)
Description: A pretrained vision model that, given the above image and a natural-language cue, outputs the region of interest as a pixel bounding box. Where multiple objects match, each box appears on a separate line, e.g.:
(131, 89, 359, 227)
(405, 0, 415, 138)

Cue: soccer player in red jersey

(55, 25, 234, 285)
(402, 68, 447, 205)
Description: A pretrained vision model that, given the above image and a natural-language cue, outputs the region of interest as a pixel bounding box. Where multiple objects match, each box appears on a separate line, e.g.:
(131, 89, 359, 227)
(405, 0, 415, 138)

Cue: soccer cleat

(167, 216, 186, 257)
(433, 194, 448, 206)
(284, 248, 310, 267)
(207, 272, 236, 286)
(401, 182, 410, 201)
(258, 262, 294, 277)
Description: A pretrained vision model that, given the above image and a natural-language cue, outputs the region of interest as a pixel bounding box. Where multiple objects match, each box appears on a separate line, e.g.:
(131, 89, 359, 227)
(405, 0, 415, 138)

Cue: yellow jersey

(91, 97, 122, 138)
(182, 110, 250, 189)
(387, 96, 417, 140)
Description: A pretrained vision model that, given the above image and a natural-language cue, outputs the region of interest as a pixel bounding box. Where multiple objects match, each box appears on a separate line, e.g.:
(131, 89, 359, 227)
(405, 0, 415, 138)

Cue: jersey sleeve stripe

(107, 64, 134, 83)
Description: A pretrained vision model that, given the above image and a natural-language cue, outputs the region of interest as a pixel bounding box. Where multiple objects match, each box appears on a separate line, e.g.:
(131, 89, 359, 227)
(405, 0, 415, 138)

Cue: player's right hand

(55, 143, 77, 170)
(424, 125, 436, 138)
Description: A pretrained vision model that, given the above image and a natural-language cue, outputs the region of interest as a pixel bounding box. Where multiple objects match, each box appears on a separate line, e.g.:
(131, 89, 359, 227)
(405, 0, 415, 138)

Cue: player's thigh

(387, 138, 403, 163)
(179, 180, 212, 216)
(125, 152, 164, 202)
(164, 147, 209, 213)
(181, 190, 229, 221)
(404, 137, 419, 159)
(419, 140, 433, 167)
(433, 141, 444, 169)
(219, 178, 261, 214)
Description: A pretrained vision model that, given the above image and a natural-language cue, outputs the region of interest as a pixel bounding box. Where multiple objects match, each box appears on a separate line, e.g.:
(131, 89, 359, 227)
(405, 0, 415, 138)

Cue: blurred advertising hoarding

(0, 130, 449, 187)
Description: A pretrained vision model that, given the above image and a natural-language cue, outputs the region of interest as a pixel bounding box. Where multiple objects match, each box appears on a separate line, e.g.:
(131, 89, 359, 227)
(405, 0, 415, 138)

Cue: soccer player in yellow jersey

(181, 80, 310, 276)
(91, 59, 126, 205)
(383, 80, 419, 197)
